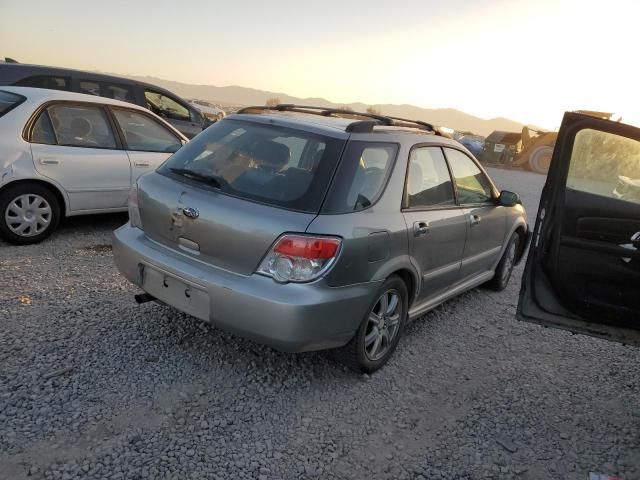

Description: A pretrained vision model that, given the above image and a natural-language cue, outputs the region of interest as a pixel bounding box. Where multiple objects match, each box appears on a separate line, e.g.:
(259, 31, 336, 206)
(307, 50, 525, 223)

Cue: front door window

(144, 90, 190, 122)
(112, 109, 182, 153)
(445, 148, 494, 204)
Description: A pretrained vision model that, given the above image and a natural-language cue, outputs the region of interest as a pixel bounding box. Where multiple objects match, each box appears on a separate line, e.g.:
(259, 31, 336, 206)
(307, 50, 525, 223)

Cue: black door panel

(576, 217, 640, 243)
(518, 112, 640, 345)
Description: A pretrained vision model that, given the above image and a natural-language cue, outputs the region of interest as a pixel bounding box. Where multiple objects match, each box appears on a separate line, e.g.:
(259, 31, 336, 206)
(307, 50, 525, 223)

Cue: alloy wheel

(364, 289, 402, 361)
(501, 240, 517, 284)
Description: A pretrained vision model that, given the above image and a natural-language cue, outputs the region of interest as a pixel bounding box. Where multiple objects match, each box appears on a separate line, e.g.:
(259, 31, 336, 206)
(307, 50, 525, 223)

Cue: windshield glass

(0, 90, 26, 118)
(159, 119, 345, 213)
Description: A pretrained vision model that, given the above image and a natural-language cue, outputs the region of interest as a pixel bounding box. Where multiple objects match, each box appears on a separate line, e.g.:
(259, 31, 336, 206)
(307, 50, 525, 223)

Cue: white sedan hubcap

(5, 194, 52, 237)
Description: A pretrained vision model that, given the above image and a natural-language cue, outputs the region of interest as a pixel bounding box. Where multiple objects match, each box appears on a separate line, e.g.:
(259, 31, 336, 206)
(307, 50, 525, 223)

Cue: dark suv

(113, 105, 529, 372)
(0, 62, 207, 138)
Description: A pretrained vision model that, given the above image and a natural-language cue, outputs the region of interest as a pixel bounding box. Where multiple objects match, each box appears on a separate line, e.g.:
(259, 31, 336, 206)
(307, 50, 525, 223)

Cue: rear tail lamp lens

(257, 235, 342, 283)
(128, 182, 143, 229)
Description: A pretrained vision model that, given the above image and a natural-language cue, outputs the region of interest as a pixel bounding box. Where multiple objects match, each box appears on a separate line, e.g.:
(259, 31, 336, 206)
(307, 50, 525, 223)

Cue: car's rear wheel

(334, 275, 408, 373)
(0, 183, 61, 245)
(487, 232, 519, 291)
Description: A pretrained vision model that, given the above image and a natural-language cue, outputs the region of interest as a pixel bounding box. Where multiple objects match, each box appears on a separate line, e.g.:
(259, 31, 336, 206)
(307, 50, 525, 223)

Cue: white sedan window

(47, 104, 117, 149)
(112, 109, 182, 153)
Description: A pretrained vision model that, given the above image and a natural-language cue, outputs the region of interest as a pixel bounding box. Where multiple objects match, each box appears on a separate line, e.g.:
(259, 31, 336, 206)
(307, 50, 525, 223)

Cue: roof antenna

(4, 57, 19, 63)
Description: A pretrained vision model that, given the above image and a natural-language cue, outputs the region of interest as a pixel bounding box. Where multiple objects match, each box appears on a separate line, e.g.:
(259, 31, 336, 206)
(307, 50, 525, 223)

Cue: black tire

(528, 145, 553, 174)
(486, 232, 519, 291)
(333, 275, 408, 373)
(0, 183, 61, 245)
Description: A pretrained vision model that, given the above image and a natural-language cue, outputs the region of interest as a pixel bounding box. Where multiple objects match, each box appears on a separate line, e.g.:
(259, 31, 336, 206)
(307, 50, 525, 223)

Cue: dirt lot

(1, 167, 639, 480)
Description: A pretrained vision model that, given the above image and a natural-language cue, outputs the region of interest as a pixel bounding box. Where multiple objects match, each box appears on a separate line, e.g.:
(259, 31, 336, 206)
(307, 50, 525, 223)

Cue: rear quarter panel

(306, 140, 416, 287)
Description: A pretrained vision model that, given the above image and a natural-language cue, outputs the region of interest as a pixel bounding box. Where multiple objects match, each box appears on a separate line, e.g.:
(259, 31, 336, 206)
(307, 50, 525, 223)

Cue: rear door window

(144, 90, 190, 122)
(101, 83, 135, 102)
(112, 108, 182, 153)
(406, 147, 456, 208)
(78, 80, 136, 103)
(31, 112, 57, 144)
(47, 104, 117, 149)
(160, 119, 345, 213)
(78, 80, 101, 96)
(322, 142, 398, 213)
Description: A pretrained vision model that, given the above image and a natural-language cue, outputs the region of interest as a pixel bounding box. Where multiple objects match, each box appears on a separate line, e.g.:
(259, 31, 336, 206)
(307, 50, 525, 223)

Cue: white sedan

(0, 86, 187, 244)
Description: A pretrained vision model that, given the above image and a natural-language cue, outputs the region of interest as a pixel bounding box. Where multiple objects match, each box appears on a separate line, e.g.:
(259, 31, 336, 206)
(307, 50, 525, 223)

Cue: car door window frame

(401, 143, 461, 212)
(442, 146, 499, 207)
(143, 89, 191, 123)
(107, 105, 183, 153)
(22, 100, 124, 151)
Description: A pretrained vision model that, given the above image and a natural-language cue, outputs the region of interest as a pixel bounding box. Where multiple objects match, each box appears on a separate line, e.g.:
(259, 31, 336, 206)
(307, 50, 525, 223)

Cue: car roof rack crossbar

(236, 104, 437, 133)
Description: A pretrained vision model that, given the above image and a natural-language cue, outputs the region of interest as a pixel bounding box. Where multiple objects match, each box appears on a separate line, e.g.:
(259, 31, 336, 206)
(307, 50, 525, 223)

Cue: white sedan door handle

(134, 161, 150, 167)
(39, 157, 59, 165)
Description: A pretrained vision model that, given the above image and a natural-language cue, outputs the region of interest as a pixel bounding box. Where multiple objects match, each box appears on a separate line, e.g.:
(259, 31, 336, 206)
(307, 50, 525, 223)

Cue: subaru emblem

(182, 207, 199, 219)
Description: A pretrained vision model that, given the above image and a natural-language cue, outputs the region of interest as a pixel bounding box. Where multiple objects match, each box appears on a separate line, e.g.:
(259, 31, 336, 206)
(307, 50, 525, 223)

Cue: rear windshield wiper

(168, 168, 224, 189)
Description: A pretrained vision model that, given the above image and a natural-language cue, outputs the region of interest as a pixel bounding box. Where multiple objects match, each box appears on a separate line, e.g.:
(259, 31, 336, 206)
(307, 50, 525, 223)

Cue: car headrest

(70, 117, 92, 138)
(253, 140, 290, 170)
(310, 148, 325, 170)
(408, 161, 423, 195)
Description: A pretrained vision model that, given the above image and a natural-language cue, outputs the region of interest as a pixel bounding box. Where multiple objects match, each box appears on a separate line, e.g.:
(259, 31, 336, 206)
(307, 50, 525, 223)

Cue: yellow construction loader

(511, 110, 614, 174)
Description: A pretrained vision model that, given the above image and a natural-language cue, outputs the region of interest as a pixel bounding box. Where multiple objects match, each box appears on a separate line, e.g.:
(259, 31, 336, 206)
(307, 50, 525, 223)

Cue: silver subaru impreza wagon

(113, 105, 529, 372)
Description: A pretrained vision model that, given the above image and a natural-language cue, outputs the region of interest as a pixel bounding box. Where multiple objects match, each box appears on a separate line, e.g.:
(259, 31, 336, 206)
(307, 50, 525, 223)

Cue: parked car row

(188, 99, 226, 122)
(112, 104, 531, 371)
(2, 83, 639, 372)
(0, 87, 186, 244)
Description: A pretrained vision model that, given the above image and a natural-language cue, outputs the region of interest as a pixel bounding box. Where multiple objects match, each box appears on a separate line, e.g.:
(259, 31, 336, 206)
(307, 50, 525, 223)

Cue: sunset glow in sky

(2, 0, 638, 129)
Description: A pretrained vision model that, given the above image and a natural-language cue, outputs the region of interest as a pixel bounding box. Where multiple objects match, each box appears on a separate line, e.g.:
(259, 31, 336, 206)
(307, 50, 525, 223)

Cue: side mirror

(499, 190, 520, 207)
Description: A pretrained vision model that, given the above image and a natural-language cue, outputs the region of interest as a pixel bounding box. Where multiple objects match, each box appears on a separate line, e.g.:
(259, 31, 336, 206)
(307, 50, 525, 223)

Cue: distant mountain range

(123, 74, 527, 137)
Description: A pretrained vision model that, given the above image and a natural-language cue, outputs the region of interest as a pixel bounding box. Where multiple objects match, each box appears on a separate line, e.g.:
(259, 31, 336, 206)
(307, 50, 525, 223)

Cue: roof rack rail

(235, 104, 439, 134)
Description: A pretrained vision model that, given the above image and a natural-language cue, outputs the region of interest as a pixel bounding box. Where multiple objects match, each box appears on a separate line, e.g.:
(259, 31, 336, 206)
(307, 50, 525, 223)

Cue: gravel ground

(1, 167, 639, 480)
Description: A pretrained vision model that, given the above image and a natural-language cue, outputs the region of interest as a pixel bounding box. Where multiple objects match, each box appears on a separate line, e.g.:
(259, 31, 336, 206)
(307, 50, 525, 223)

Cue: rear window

(321, 141, 398, 213)
(160, 119, 345, 213)
(0, 90, 26, 118)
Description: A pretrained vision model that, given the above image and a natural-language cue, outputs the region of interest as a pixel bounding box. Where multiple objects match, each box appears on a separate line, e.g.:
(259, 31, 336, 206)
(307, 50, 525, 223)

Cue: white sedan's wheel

(5, 193, 53, 237)
(0, 183, 60, 245)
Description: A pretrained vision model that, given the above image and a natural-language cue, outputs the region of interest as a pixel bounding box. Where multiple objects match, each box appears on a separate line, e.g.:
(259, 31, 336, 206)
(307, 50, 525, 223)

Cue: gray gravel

(1, 168, 639, 480)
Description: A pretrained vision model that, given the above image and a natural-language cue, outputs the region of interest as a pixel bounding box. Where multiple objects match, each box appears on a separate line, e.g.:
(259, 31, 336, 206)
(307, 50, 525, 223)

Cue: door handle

(631, 231, 640, 249)
(470, 214, 481, 226)
(413, 221, 430, 236)
(38, 157, 59, 165)
(134, 161, 150, 167)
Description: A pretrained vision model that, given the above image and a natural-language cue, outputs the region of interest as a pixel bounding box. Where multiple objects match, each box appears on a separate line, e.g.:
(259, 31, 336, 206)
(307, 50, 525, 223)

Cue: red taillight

(257, 234, 342, 283)
(273, 235, 340, 260)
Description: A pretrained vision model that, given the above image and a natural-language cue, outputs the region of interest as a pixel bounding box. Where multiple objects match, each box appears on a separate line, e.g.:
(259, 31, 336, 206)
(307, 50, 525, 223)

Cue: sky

(1, 0, 638, 129)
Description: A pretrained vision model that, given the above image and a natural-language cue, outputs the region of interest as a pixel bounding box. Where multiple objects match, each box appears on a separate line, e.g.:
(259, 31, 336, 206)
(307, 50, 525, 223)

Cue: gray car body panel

(113, 112, 528, 352)
(113, 224, 380, 352)
(137, 172, 318, 276)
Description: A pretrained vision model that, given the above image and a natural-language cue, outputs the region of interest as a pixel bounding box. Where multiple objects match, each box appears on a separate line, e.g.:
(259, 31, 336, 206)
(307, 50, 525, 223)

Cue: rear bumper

(112, 225, 380, 352)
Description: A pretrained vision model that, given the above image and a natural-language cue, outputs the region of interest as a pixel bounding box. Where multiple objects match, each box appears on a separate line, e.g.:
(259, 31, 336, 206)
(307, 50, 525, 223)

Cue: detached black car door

(518, 112, 640, 345)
